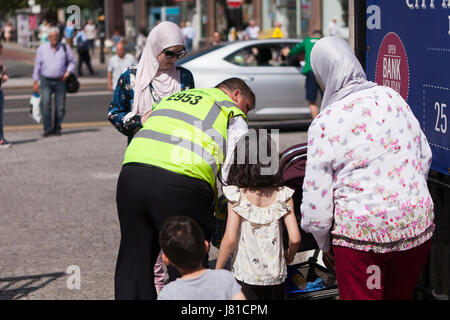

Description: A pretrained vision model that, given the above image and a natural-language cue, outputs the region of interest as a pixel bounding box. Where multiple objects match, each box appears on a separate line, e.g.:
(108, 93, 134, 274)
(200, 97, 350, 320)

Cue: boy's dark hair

(226, 131, 282, 188)
(159, 216, 206, 272)
(215, 77, 256, 110)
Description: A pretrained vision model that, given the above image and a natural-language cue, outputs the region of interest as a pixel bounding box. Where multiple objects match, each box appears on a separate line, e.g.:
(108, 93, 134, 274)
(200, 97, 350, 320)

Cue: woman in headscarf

(107, 21, 194, 145)
(108, 21, 194, 297)
(300, 37, 434, 300)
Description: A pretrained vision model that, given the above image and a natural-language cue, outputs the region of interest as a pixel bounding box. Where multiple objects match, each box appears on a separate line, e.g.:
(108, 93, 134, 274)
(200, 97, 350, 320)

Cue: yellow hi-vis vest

(123, 88, 247, 189)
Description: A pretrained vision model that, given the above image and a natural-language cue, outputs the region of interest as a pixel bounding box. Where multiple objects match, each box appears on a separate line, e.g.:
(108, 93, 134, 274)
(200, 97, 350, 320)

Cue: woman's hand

(322, 249, 336, 274)
(141, 110, 152, 124)
(285, 249, 296, 265)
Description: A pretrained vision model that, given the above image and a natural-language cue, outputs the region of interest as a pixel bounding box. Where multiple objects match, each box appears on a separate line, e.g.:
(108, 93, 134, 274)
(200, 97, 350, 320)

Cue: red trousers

(333, 239, 432, 300)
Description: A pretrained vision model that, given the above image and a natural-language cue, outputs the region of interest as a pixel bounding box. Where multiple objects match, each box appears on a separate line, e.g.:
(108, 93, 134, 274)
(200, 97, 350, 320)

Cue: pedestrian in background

(0, 42, 12, 148)
(135, 26, 147, 61)
(114, 78, 255, 300)
(328, 17, 339, 37)
(38, 20, 50, 44)
(157, 216, 246, 300)
(272, 21, 286, 38)
(210, 31, 222, 46)
(64, 20, 75, 48)
(245, 19, 260, 40)
(181, 21, 195, 52)
(4, 22, 13, 43)
(111, 30, 122, 49)
(301, 36, 434, 300)
(32, 27, 76, 137)
(288, 30, 323, 119)
(215, 133, 301, 300)
(84, 19, 97, 54)
(75, 28, 95, 76)
(107, 41, 136, 91)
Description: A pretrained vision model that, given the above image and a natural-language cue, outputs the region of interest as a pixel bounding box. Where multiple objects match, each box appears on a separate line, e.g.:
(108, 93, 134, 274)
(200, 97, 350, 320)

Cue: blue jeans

(40, 77, 66, 133)
(0, 89, 5, 140)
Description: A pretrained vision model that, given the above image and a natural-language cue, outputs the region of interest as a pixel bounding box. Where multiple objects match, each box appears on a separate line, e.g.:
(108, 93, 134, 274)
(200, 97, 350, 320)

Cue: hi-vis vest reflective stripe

(123, 88, 247, 189)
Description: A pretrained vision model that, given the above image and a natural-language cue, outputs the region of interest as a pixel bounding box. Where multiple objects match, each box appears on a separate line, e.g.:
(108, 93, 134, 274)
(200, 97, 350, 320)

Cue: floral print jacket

(107, 65, 194, 137)
(300, 86, 435, 253)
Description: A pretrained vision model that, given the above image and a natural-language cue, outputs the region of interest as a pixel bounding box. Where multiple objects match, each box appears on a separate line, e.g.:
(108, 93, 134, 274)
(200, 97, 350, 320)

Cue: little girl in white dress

(215, 133, 301, 300)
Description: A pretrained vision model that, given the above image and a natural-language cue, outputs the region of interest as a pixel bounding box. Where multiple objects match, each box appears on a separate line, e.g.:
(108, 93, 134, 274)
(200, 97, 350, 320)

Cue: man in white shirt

(107, 41, 137, 91)
(84, 19, 97, 53)
(182, 21, 196, 52)
(245, 19, 260, 40)
(328, 17, 339, 37)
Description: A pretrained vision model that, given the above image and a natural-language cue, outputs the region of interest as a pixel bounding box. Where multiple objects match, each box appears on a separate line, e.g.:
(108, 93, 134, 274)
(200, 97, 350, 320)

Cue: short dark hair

(226, 131, 282, 188)
(159, 216, 206, 272)
(215, 77, 256, 110)
(312, 30, 323, 37)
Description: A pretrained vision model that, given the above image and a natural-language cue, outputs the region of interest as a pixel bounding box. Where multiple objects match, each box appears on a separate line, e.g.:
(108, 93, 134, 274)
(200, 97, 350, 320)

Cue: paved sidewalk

(0, 125, 125, 299)
(0, 125, 314, 300)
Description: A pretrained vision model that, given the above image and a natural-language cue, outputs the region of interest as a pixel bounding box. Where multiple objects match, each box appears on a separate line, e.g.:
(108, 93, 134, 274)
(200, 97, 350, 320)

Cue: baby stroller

(280, 143, 339, 300)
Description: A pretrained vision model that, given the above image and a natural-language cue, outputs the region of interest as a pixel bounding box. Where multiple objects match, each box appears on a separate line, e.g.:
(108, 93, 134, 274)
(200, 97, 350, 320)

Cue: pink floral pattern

(300, 86, 435, 253)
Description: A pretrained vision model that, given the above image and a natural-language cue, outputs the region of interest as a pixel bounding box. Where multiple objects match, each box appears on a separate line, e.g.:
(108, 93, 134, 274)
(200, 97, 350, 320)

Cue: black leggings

(114, 163, 215, 300)
(238, 280, 287, 300)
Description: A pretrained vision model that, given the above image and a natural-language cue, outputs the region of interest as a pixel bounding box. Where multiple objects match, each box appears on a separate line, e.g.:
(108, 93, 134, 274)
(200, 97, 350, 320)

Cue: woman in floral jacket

(107, 21, 194, 145)
(300, 37, 434, 300)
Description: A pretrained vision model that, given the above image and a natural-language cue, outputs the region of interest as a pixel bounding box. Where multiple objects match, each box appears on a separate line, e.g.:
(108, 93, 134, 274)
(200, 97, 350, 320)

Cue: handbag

(62, 43, 80, 93)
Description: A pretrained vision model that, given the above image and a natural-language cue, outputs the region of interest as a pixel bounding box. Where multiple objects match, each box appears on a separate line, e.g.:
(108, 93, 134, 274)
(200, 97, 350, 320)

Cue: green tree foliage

(0, 0, 95, 19)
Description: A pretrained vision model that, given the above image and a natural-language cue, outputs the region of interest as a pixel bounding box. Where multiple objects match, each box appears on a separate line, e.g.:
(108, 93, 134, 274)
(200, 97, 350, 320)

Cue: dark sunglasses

(163, 48, 186, 59)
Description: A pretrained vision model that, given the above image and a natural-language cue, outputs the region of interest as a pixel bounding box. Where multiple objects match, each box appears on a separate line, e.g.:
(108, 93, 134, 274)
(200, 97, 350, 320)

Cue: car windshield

(177, 44, 227, 65)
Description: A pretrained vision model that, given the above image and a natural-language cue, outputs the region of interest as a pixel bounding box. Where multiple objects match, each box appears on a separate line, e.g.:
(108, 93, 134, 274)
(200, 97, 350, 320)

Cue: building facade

(108, 0, 349, 50)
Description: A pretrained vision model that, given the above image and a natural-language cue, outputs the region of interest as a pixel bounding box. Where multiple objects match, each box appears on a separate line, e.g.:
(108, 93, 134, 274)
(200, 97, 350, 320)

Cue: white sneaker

(0, 139, 12, 149)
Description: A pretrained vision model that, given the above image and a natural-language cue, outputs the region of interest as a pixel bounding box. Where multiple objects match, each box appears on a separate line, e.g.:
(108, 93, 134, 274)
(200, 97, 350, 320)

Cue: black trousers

(77, 49, 94, 75)
(114, 163, 215, 300)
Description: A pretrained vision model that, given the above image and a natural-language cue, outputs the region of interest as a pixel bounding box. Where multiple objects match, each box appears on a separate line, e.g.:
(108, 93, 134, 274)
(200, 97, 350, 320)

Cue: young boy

(157, 216, 246, 300)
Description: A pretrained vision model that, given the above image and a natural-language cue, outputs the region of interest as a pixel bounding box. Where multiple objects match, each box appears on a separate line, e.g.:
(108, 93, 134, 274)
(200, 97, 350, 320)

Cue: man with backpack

(32, 27, 76, 137)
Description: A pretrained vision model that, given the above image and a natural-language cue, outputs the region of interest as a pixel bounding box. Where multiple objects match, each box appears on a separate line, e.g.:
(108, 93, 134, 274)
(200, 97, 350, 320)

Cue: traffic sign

(227, 0, 243, 9)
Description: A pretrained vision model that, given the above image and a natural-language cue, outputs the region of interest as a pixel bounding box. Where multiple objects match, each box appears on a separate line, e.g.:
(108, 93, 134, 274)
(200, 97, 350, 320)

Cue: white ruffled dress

(222, 185, 295, 286)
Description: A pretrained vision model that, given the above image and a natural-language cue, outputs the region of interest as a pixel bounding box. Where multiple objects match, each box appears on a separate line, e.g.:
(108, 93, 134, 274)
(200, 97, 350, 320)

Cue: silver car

(178, 39, 313, 121)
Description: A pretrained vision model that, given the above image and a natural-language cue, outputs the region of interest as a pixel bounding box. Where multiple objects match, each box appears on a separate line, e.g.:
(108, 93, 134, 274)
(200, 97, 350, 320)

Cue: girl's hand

(285, 250, 295, 265)
(2, 74, 8, 83)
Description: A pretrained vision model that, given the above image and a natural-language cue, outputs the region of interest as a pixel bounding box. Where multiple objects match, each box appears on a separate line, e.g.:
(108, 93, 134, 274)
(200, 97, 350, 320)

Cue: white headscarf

(310, 37, 377, 111)
(124, 21, 185, 121)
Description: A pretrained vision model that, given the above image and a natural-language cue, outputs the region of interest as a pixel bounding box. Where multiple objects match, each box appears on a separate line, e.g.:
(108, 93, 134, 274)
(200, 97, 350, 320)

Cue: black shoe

(54, 128, 61, 136)
(42, 130, 51, 137)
